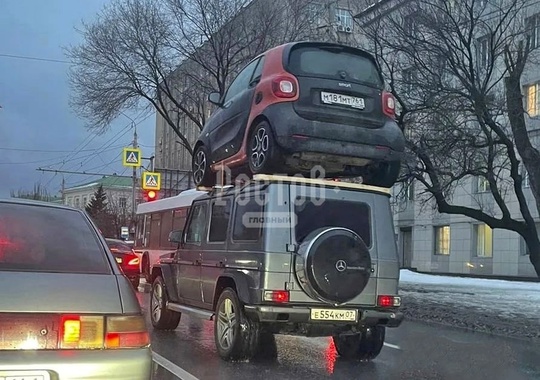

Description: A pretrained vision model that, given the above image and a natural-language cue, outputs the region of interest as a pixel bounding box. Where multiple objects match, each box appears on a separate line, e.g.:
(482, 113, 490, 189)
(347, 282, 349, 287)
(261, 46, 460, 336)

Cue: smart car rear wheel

(248, 121, 278, 175)
(333, 326, 385, 361)
(361, 161, 401, 188)
(192, 144, 215, 187)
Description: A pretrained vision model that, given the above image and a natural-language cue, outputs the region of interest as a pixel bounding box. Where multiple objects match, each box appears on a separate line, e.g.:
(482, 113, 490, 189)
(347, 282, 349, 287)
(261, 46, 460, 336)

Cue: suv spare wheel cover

(294, 227, 372, 304)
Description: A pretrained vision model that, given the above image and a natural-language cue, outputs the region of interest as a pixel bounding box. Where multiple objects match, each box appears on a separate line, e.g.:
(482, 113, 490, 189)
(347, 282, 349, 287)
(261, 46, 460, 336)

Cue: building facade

(63, 175, 137, 215)
(355, 0, 540, 278)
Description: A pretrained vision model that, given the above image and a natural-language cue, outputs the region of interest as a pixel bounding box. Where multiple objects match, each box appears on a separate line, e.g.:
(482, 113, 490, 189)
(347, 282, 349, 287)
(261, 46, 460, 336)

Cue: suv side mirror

(208, 92, 222, 105)
(168, 229, 183, 244)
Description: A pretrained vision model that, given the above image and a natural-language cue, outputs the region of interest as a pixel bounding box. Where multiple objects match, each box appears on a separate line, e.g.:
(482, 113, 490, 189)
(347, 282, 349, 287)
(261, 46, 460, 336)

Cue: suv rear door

(284, 42, 387, 130)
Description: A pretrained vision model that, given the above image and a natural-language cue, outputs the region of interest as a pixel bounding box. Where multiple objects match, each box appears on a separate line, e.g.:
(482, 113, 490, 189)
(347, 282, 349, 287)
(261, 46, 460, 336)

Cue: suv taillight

(377, 295, 401, 307)
(272, 76, 297, 98)
(60, 314, 149, 349)
(382, 91, 395, 118)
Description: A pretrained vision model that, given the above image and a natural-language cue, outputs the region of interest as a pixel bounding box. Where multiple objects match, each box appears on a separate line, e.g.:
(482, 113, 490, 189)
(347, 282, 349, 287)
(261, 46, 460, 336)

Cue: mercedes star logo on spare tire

(335, 259, 347, 272)
(294, 227, 372, 305)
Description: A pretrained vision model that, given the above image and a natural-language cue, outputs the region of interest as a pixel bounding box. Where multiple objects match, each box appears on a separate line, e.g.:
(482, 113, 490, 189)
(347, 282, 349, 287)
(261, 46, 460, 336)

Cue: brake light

(105, 315, 150, 349)
(127, 257, 140, 266)
(272, 76, 297, 98)
(60, 315, 104, 349)
(59, 314, 148, 349)
(382, 91, 395, 118)
(377, 295, 401, 307)
(264, 290, 290, 303)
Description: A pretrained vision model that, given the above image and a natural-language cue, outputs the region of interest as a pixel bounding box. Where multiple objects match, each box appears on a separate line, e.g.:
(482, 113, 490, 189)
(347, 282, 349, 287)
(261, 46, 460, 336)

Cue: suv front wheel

(214, 288, 260, 361)
(333, 326, 385, 361)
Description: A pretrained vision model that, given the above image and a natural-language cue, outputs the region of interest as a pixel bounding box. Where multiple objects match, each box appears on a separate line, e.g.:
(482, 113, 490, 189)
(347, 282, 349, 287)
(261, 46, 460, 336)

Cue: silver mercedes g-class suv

(149, 174, 403, 362)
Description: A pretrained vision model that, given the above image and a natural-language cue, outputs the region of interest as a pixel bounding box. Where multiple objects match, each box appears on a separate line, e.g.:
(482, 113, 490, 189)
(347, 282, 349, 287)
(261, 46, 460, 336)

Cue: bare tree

(10, 183, 54, 201)
(67, 0, 321, 155)
(359, 0, 540, 276)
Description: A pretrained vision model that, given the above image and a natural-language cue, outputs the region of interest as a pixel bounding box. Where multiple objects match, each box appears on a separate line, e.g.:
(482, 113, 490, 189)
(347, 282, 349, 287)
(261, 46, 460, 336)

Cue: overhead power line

(0, 53, 71, 64)
(36, 168, 132, 177)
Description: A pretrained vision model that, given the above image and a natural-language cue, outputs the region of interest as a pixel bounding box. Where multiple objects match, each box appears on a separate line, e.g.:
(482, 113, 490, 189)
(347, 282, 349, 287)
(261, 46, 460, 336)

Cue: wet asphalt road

(137, 292, 540, 380)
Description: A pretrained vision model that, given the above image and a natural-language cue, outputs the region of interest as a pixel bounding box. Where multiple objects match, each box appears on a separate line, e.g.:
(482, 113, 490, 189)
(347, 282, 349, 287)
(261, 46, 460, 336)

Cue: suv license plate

(310, 308, 358, 322)
(321, 92, 365, 109)
(0, 370, 49, 380)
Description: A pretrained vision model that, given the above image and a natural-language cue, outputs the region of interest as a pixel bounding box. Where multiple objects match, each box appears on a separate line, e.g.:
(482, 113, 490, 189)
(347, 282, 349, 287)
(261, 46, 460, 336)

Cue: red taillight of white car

(382, 91, 396, 118)
(272, 76, 297, 98)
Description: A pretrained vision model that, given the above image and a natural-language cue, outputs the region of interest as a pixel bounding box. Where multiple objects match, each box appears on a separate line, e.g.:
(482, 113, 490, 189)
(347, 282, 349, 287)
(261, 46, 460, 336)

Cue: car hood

(0, 271, 123, 314)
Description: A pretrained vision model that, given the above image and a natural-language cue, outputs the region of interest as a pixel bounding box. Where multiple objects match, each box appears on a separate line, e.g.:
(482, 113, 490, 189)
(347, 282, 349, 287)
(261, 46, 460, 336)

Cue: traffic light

(143, 190, 158, 202)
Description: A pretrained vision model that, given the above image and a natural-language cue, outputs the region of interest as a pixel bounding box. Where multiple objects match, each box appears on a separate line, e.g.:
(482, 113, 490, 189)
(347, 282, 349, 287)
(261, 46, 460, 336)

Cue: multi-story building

(354, 0, 540, 278)
(63, 175, 136, 215)
(154, 0, 371, 195)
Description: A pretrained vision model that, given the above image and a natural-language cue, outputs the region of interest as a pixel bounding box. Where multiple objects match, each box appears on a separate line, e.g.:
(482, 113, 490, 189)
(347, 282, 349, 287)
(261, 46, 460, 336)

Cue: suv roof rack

(195, 175, 391, 195)
(252, 174, 391, 194)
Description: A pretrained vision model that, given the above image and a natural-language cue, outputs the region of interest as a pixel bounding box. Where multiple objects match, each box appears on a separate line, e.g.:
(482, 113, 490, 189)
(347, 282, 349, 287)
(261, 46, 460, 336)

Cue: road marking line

(384, 342, 401, 350)
(152, 352, 200, 380)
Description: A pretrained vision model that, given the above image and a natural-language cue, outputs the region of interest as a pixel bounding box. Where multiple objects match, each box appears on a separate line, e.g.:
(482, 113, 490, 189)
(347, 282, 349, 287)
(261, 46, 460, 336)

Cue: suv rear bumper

(244, 305, 404, 328)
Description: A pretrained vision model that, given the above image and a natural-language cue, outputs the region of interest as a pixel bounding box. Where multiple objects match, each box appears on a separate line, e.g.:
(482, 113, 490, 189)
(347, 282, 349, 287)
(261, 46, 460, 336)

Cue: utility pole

(61, 176, 65, 204)
(131, 127, 138, 222)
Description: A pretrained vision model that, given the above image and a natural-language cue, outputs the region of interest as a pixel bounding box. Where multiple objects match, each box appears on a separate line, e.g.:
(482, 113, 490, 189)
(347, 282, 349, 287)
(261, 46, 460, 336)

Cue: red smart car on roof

(192, 41, 405, 188)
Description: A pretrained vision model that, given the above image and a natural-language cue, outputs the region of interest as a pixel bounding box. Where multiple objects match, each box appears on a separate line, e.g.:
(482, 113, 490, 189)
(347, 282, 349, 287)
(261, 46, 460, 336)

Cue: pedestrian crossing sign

(122, 147, 142, 167)
(142, 171, 161, 190)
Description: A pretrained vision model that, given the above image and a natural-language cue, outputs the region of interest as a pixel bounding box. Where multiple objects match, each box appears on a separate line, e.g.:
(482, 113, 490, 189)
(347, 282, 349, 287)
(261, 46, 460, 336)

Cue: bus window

(150, 213, 161, 249)
(160, 210, 175, 249)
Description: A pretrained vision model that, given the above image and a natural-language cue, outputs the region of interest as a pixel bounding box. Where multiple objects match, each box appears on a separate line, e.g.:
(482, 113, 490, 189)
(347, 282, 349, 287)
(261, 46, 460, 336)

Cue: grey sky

(0, 0, 155, 198)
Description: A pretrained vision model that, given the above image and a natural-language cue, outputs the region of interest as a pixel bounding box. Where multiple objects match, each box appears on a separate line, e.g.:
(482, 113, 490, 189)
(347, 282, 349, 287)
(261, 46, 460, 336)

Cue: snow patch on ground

(398, 270, 540, 340)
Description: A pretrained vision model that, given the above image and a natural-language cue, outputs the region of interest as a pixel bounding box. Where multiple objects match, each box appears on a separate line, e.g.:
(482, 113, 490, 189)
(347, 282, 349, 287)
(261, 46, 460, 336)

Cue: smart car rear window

(294, 198, 371, 247)
(288, 45, 383, 87)
(0, 203, 110, 274)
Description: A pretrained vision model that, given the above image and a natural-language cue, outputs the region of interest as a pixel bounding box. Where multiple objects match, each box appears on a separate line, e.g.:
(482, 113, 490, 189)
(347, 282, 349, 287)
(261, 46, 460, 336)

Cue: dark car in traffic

(106, 238, 141, 289)
(192, 41, 405, 188)
(0, 199, 151, 379)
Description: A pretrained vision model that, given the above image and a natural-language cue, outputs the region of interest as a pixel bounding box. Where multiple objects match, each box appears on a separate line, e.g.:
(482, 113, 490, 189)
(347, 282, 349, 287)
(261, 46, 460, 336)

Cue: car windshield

(0, 203, 111, 274)
(288, 45, 383, 87)
(294, 198, 371, 247)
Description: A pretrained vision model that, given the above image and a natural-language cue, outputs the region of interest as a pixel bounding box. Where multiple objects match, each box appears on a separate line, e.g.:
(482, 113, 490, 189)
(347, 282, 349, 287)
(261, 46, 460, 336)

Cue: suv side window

(223, 58, 260, 104)
(185, 202, 208, 244)
(232, 197, 264, 241)
(208, 197, 232, 242)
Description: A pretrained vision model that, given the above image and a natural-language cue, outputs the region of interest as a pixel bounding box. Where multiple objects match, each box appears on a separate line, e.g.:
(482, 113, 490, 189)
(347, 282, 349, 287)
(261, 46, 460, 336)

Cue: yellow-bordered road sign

(142, 171, 161, 190)
(123, 147, 142, 167)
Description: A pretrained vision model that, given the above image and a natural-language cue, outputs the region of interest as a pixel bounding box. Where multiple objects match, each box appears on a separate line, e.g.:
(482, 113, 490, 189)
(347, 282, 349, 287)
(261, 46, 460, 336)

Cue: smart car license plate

(0, 370, 50, 380)
(321, 92, 365, 109)
(310, 308, 358, 322)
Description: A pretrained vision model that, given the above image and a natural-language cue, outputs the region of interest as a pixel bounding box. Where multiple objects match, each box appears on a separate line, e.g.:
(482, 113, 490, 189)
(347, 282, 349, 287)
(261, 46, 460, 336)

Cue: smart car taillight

(382, 91, 395, 118)
(272, 76, 297, 98)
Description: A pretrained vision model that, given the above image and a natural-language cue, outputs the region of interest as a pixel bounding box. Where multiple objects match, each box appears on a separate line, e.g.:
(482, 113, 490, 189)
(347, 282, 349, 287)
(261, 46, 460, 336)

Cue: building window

(405, 181, 414, 201)
(119, 197, 127, 209)
(476, 177, 490, 192)
(335, 8, 353, 33)
(74, 198, 80, 209)
(477, 35, 490, 69)
(402, 67, 417, 93)
(308, 3, 325, 26)
(525, 14, 540, 49)
(82, 197, 87, 206)
(434, 225, 450, 255)
(475, 224, 493, 257)
(403, 14, 417, 36)
(525, 83, 539, 117)
(523, 170, 530, 188)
